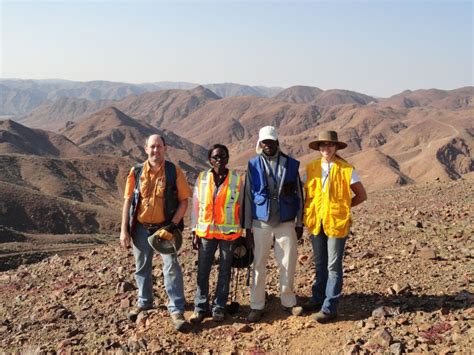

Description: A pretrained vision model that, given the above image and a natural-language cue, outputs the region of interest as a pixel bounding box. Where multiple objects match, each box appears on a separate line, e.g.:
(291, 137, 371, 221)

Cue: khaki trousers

(250, 221, 298, 310)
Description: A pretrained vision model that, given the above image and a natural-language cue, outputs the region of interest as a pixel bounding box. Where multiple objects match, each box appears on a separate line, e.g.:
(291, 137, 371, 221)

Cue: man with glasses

(241, 126, 304, 323)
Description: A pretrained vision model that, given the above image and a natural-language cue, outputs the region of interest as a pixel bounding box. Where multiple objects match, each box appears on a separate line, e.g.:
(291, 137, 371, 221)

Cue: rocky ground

(0, 179, 473, 354)
(0, 233, 114, 271)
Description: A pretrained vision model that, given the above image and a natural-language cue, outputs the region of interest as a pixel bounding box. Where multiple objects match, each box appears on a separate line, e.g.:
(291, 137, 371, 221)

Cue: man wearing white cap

(241, 126, 304, 322)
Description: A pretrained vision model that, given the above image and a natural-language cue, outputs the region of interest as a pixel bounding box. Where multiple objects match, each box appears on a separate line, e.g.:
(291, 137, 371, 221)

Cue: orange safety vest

(304, 158, 353, 237)
(194, 169, 242, 240)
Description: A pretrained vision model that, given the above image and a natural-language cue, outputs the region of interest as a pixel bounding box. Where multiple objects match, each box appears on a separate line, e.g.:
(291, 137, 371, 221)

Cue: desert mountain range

(0, 108, 209, 234)
(0, 79, 281, 116)
(0, 80, 472, 236)
(0, 80, 473, 353)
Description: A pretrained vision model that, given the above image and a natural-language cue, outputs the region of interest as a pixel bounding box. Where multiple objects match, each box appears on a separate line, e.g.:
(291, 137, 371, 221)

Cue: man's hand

(164, 222, 179, 233)
(120, 230, 131, 249)
(245, 228, 254, 249)
(191, 231, 201, 250)
(295, 226, 304, 240)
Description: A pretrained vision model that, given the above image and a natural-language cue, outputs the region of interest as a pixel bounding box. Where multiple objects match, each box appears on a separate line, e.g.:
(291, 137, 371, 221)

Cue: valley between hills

(0, 80, 472, 352)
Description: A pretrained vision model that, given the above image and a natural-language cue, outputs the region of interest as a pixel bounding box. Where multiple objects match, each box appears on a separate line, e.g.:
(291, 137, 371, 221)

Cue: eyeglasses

(319, 142, 336, 147)
(210, 154, 228, 160)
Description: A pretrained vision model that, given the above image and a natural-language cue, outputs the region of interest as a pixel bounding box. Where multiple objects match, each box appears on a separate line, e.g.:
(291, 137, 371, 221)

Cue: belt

(139, 222, 167, 230)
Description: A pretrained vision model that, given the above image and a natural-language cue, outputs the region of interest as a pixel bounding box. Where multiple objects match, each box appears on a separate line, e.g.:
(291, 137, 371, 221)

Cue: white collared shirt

(321, 162, 360, 192)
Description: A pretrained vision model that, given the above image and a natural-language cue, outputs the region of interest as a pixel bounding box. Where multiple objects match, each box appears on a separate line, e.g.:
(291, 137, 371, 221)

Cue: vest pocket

(305, 178, 318, 198)
(329, 206, 350, 224)
(253, 194, 267, 205)
(303, 201, 316, 228)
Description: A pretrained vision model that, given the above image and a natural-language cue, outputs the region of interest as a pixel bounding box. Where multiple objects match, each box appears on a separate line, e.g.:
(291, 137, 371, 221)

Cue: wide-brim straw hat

(308, 130, 348, 151)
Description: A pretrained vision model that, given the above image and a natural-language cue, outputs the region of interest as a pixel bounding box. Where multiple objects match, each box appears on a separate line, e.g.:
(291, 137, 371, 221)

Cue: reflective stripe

(224, 171, 239, 226)
(197, 171, 209, 215)
(195, 169, 242, 237)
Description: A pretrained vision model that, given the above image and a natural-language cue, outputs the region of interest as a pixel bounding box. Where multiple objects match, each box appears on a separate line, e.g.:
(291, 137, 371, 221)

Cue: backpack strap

(164, 161, 177, 190)
(128, 163, 144, 234)
(133, 163, 144, 188)
(164, 161, 184, 231)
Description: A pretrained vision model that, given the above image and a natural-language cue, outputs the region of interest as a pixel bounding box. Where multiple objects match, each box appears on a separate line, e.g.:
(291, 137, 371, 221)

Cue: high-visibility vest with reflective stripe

(195, 169, 242, 240)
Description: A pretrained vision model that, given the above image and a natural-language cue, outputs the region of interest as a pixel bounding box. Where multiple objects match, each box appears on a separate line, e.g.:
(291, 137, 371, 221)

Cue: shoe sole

(313, 315, 337, 323)
(190, 318, 203, 324)
(190, 311, 211, 324)
(173, 321, 188, 331)
(127, 314, 138, 322)
(247, 314, 263, 323)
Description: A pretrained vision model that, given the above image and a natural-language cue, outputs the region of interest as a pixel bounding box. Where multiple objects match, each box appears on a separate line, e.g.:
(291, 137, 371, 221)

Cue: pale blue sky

(1, 0, 472, 97)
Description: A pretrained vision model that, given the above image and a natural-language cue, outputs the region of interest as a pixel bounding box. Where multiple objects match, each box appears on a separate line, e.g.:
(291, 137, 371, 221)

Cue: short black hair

(208, 144, 229, 159)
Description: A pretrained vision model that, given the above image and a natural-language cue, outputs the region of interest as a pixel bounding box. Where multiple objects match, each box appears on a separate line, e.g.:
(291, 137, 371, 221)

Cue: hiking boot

(247, 309, 263, 323)
(281, 305, 303, 316)
(302, 301, 322, 313)
(313, 310, 337, 323)
(126, 306, 151, 322)
(190, 310, 209, 324)
(170, 312, 189, 332)
(212, 309, 225, 322)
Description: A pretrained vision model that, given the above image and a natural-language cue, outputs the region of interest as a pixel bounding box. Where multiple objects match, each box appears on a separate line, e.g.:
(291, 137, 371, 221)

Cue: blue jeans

(194, 238, 235, 313)
(132, 223, 185, 313)
(311, 228, 347, 315)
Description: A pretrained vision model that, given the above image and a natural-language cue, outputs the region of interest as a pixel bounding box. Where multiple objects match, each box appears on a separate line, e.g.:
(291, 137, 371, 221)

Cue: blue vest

(248, 153, 300, 222)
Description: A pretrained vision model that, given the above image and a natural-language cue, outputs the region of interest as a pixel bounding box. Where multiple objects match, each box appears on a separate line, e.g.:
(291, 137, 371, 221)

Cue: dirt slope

(0, 179, 472, 353)
(0, 119, 85, 158)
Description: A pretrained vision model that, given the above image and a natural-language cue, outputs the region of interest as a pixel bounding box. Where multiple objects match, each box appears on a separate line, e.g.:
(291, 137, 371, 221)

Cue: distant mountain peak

(190, 85, 221, 99)
(274, 86, 324, 103)
(0, 119, 21, 130)
(81, 106, 138, 127)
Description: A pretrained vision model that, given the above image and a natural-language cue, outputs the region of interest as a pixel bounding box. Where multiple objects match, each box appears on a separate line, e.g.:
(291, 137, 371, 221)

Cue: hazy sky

(1, 0, 472, 97)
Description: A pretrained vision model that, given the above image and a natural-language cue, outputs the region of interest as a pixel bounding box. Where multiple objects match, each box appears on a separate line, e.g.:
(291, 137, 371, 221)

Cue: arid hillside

(17, 97, 113, 131)
(0, 79, 282, 116)
(114, 86, 221, 128)
(60, 106, 208, 170)
(172, 97, 472, 190)
(0, 82, 472, 353)
(0, 179, 472, 353)
(273, 85, 324, 103)
(0, 117, 208, 236)
(1, 85, 472, 233)
(15, 86, 221, 132)
(0, 120, 85, 158)
(8, 85, 474, 192)
(378, 87, 473, 110)
(0, 154, 131, 234)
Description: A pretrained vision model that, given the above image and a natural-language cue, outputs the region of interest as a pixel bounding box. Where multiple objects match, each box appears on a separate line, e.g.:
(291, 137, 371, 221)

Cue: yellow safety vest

(304, 158, 353, 237)
(194, 169, 242, 240)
